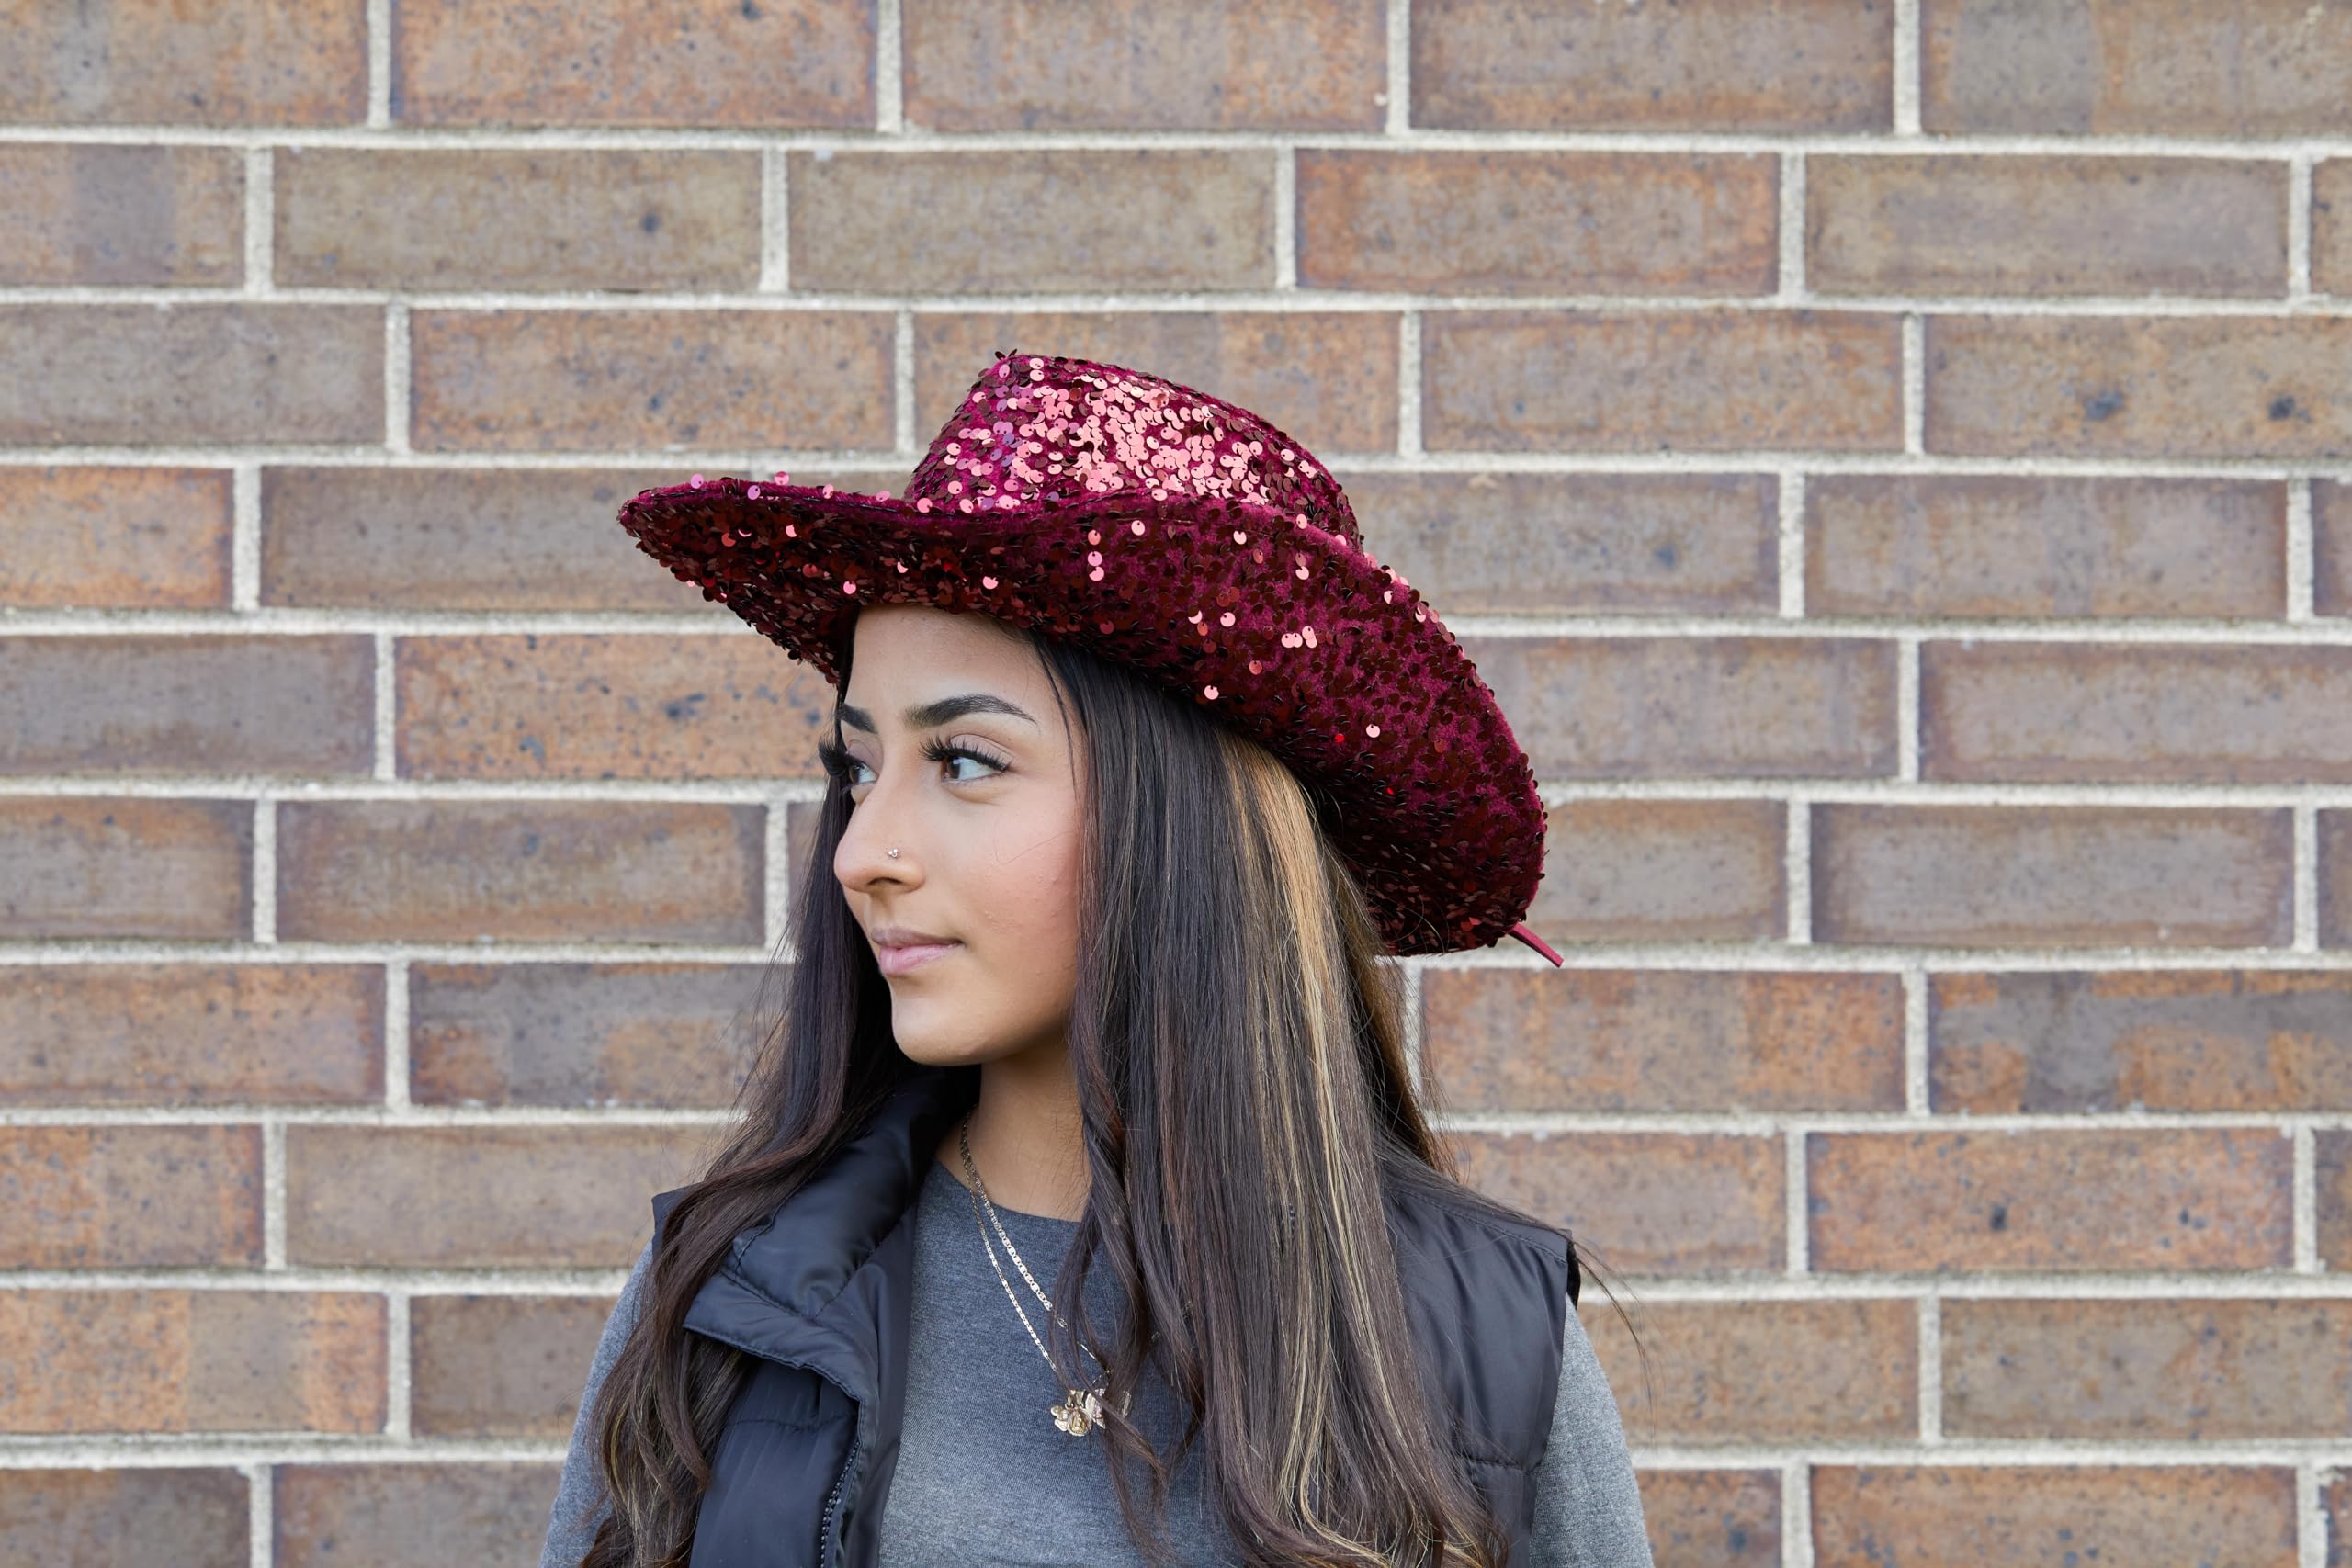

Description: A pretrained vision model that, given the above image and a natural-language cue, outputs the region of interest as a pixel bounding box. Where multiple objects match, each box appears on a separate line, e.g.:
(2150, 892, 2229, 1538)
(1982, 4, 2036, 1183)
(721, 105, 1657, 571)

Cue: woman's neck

(932, 1049, 1090, 1222)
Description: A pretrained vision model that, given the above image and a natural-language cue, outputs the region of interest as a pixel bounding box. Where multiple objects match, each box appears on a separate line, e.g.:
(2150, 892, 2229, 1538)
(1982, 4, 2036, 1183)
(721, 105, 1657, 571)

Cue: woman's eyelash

(815, 737, 1008, 786)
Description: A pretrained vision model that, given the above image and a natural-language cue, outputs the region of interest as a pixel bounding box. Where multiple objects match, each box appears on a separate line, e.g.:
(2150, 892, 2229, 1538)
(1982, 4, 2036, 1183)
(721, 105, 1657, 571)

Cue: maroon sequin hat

(615, 349, 1561, 964)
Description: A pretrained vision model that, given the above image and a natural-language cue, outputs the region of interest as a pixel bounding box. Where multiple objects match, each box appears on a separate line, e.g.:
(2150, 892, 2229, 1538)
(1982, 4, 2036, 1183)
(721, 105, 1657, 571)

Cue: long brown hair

(580, 616, 1647, 1567)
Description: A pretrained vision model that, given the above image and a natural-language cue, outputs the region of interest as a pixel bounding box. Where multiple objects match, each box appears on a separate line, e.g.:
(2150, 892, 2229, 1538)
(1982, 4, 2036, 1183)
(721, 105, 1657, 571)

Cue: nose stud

(888, 847, 900, 858)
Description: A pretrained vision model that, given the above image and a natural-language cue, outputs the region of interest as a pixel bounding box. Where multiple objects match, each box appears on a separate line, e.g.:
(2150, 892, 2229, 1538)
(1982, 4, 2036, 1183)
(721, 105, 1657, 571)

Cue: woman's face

(828, 604, 1084, 1068)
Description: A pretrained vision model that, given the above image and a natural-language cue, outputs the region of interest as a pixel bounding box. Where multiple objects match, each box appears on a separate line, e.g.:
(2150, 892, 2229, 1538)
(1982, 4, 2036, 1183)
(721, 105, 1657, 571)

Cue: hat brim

(616, 473, 1545, 957)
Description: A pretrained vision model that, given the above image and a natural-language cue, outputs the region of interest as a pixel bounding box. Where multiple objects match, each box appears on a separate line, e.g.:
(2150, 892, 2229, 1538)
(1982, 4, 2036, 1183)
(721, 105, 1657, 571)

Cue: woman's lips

(875, 941, 961, 976)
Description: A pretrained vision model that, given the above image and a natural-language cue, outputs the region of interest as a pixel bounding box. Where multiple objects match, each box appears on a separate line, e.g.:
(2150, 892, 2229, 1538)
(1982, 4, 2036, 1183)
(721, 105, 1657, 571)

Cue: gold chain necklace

(956, 1111, 1131, 1437)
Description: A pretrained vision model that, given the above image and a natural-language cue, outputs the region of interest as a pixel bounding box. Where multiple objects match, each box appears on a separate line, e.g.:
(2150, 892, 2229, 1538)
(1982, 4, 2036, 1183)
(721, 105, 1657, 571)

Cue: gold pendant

(1051, 1386, 1103, 1436)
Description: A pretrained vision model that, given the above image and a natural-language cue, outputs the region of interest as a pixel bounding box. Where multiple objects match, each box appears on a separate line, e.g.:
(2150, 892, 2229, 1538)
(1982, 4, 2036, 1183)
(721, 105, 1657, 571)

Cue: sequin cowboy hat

(614, 349, 1562, 964)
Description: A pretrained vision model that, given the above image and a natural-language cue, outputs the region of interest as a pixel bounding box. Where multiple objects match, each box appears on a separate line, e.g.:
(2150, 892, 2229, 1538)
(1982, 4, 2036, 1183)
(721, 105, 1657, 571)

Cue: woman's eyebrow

(835, 693, 1039, 734)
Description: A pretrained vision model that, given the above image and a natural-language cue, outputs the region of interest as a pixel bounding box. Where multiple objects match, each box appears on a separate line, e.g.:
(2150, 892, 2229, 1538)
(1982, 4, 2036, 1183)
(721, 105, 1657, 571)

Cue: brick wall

(1, 1, 2346, 1563)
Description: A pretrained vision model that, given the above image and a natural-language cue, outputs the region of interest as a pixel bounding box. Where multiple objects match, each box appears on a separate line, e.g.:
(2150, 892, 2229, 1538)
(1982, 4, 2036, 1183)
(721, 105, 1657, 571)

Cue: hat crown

(904, 352, 1363, 550)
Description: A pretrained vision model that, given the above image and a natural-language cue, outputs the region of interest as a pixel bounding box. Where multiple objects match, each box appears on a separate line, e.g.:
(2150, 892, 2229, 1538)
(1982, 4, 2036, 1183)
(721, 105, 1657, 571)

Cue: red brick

(276, 148, 761, 291)
(0, 797, 251, 941)
(915, 312, 1397, 457)
(1424, 968, 1901, 1113)
(1411, 0, 1893, 130)
(1582, 1299, 1917, 1443)
(0, 1126, 262, 1268)
(1446, 1131, 1784, 1276)
(2317, 161, 2352, 298)
(1422, 310, 1904, 453)
(1528, 799, 1784, 942)
(1925, 315, 2352, 460)
(411, 1292, 622, 1437)
(0, 2, 366, 126)
(0, 145, 243, 285)
(408, 309, 893, 454)
(1633, 1470, 1781, 1567)
(395, 634, 823, 780)
(1922, 0, 2352, 136)
(1350, 472, 1781, 618)
(789, 151, 1274, 293)
(1922, 642, 2352, 784)
(0, 1290, 383, 1433)
(1815, 1464, 2295, 1567)
(0, 305, 384, 446)
(1812, 804, 2294, 949)
(0, 468, 234, 610)
(1297, 151, 1777, 295)
(903, 0, 1383, 130)
(408, 961, 767, 1107)
(390, 0, 874, 128)
(1458, 635, 1898, 779)
(1946, 1298, 2352, 1439)
(275, 1462, 562, 1567)
(286, 1124, 713, 1268)
(0, 635, 373, 777)
(274, 800, 764, 945)
(1809, 1129, 2291, 1273)
(0, 1469, 249, 1567)
(0, 963, 382, 1107)
(1932, 970, 2352, 1113)
(1805, 474, 2286, 620)
(1808, 155, 2287, 297)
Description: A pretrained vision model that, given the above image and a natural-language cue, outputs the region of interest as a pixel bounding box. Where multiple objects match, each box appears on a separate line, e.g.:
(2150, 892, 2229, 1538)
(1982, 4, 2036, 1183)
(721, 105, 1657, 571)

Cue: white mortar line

(263, 1117, 287, 1269)
(763, 797, 794, 954)
(383, 957, 412, 1111)
(1779, 150, 1805, 299)
(1396, 310, 1421, 457)
(760, 145, 790, 291)
(2291, 152, 2313, 300)
(1905, 969, 1931, 1117)
(243, 148, 272, 296)
(1777, 469, 1807, 617)
(373, 631, 398, 783)
(366, 0, 392, 128)
(2301, 1462, 2325, 1568)
(2296, 1122, 2322, 1274)
(1894, 0, 1921, 139)
(230, 462, 263, 611)
(1917, 1294, 1941, 1443)
(385, 1292, 412, 1440)
(1385, 0, 1410, 136)
(1782, 798, 1812, 946)
(894, 307, 917, 454)
(383, 303, 410, 455)
(876, 0, 904, 134)
(251, 799, 277, 944)
(1896, 637, 1920, 782)
(2297, 805, 2321, 952)
(246, 1461, 271, 1568)
(1273, 145, 1296, 291)
(1902, 311, 1926, 455)
(2291, 477, 2317, 622)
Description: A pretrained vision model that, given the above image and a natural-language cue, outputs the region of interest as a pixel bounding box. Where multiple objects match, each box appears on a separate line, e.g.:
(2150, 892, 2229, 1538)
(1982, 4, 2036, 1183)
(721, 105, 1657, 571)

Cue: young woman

(540, 354, 1653, 1567)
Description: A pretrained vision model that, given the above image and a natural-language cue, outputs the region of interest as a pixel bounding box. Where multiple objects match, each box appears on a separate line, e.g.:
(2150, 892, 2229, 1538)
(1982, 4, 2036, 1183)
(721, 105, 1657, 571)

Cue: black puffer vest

(650, 1066, 1578, 1567)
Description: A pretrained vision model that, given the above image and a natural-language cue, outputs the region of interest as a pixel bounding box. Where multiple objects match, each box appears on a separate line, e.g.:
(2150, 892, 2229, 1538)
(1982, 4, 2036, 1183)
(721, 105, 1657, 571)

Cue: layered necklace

(956, 1111, 1133, 1437)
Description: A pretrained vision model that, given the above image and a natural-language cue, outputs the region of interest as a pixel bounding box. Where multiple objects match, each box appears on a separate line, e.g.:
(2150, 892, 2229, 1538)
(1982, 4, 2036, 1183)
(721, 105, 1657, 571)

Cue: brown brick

(0, 635, 373, 777)
(789, 151, 1273, 293)
(0, 1126, 262, 1268)
(915, 313, 1398, 456)
(1946, 1298, 2352, 1440)
(0, 145, 243, 285)
(1634, 1470, 1781, 1567)
(1583, 1299, 1917, 1443)
(1412, 0, 1892, 131)
(903, 0, 1382, 130)
(0, 1290, 383, 1433)
(395, 634, 822, 780)
(411, 1292, 622, 1438)
(0, 2, 366, 126)
(286, 1124, 714, 1268)
(1446, 1132, 1784, 1276)
(1297, 151, 1776, 295)
(0, 1469, 249, 1568)
(2318, 161, 2352, 298)
(0, 963, 382, 1107)
(0, 797, 251, 941)
(1459, 635, 1898, 780)
(2324, 1470, 2352, 1563)
(2318, 479, 2352, 619)
(408, 309, 893, 454)
(264, 464, 789, 612)
(275, 1462, 561, 1568)
(1425, 968, 1901, 1113)
(0, 305, 383, 446)
(0, 467, 234, 610)
(1812, 804, 2294, 949)
(1815, 1464, 2296, 1567)
(275, 148, 761, 291)
(1423, 310, 1905, 453)
(1922, 0, 2352, 136)
(408, 961, 767, 1107)
(2313, 1130, 2352, 1266)
(1923, 642, 2352, 784)
(274, 800, 764, 944)
(2326, 813, 2352, 949)
(1933, 970, 2352, 1113)
(390, 0, 873, 127)
(1351, 473, 1781, 618)
(1808, 1129, 2291, 1273)
(1809, 155, 2287, 297)
(1523, 799, 1785, 943)
(1805, 474, 2287, 620)
(1925, 315, 2352, 460)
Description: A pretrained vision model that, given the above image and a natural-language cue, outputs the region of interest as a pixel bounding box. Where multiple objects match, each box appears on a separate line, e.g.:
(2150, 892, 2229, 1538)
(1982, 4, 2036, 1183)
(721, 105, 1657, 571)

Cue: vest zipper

(683, 1320, 863, 1568)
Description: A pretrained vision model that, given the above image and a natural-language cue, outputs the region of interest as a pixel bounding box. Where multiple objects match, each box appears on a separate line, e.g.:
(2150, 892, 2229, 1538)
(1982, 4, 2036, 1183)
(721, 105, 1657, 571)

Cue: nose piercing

(888, 847, 900, 858)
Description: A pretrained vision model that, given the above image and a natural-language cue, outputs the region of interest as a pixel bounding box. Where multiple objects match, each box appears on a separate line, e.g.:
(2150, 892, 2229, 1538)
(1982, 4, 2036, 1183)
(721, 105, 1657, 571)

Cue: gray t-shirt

(541, 1157, 1652, 1566)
